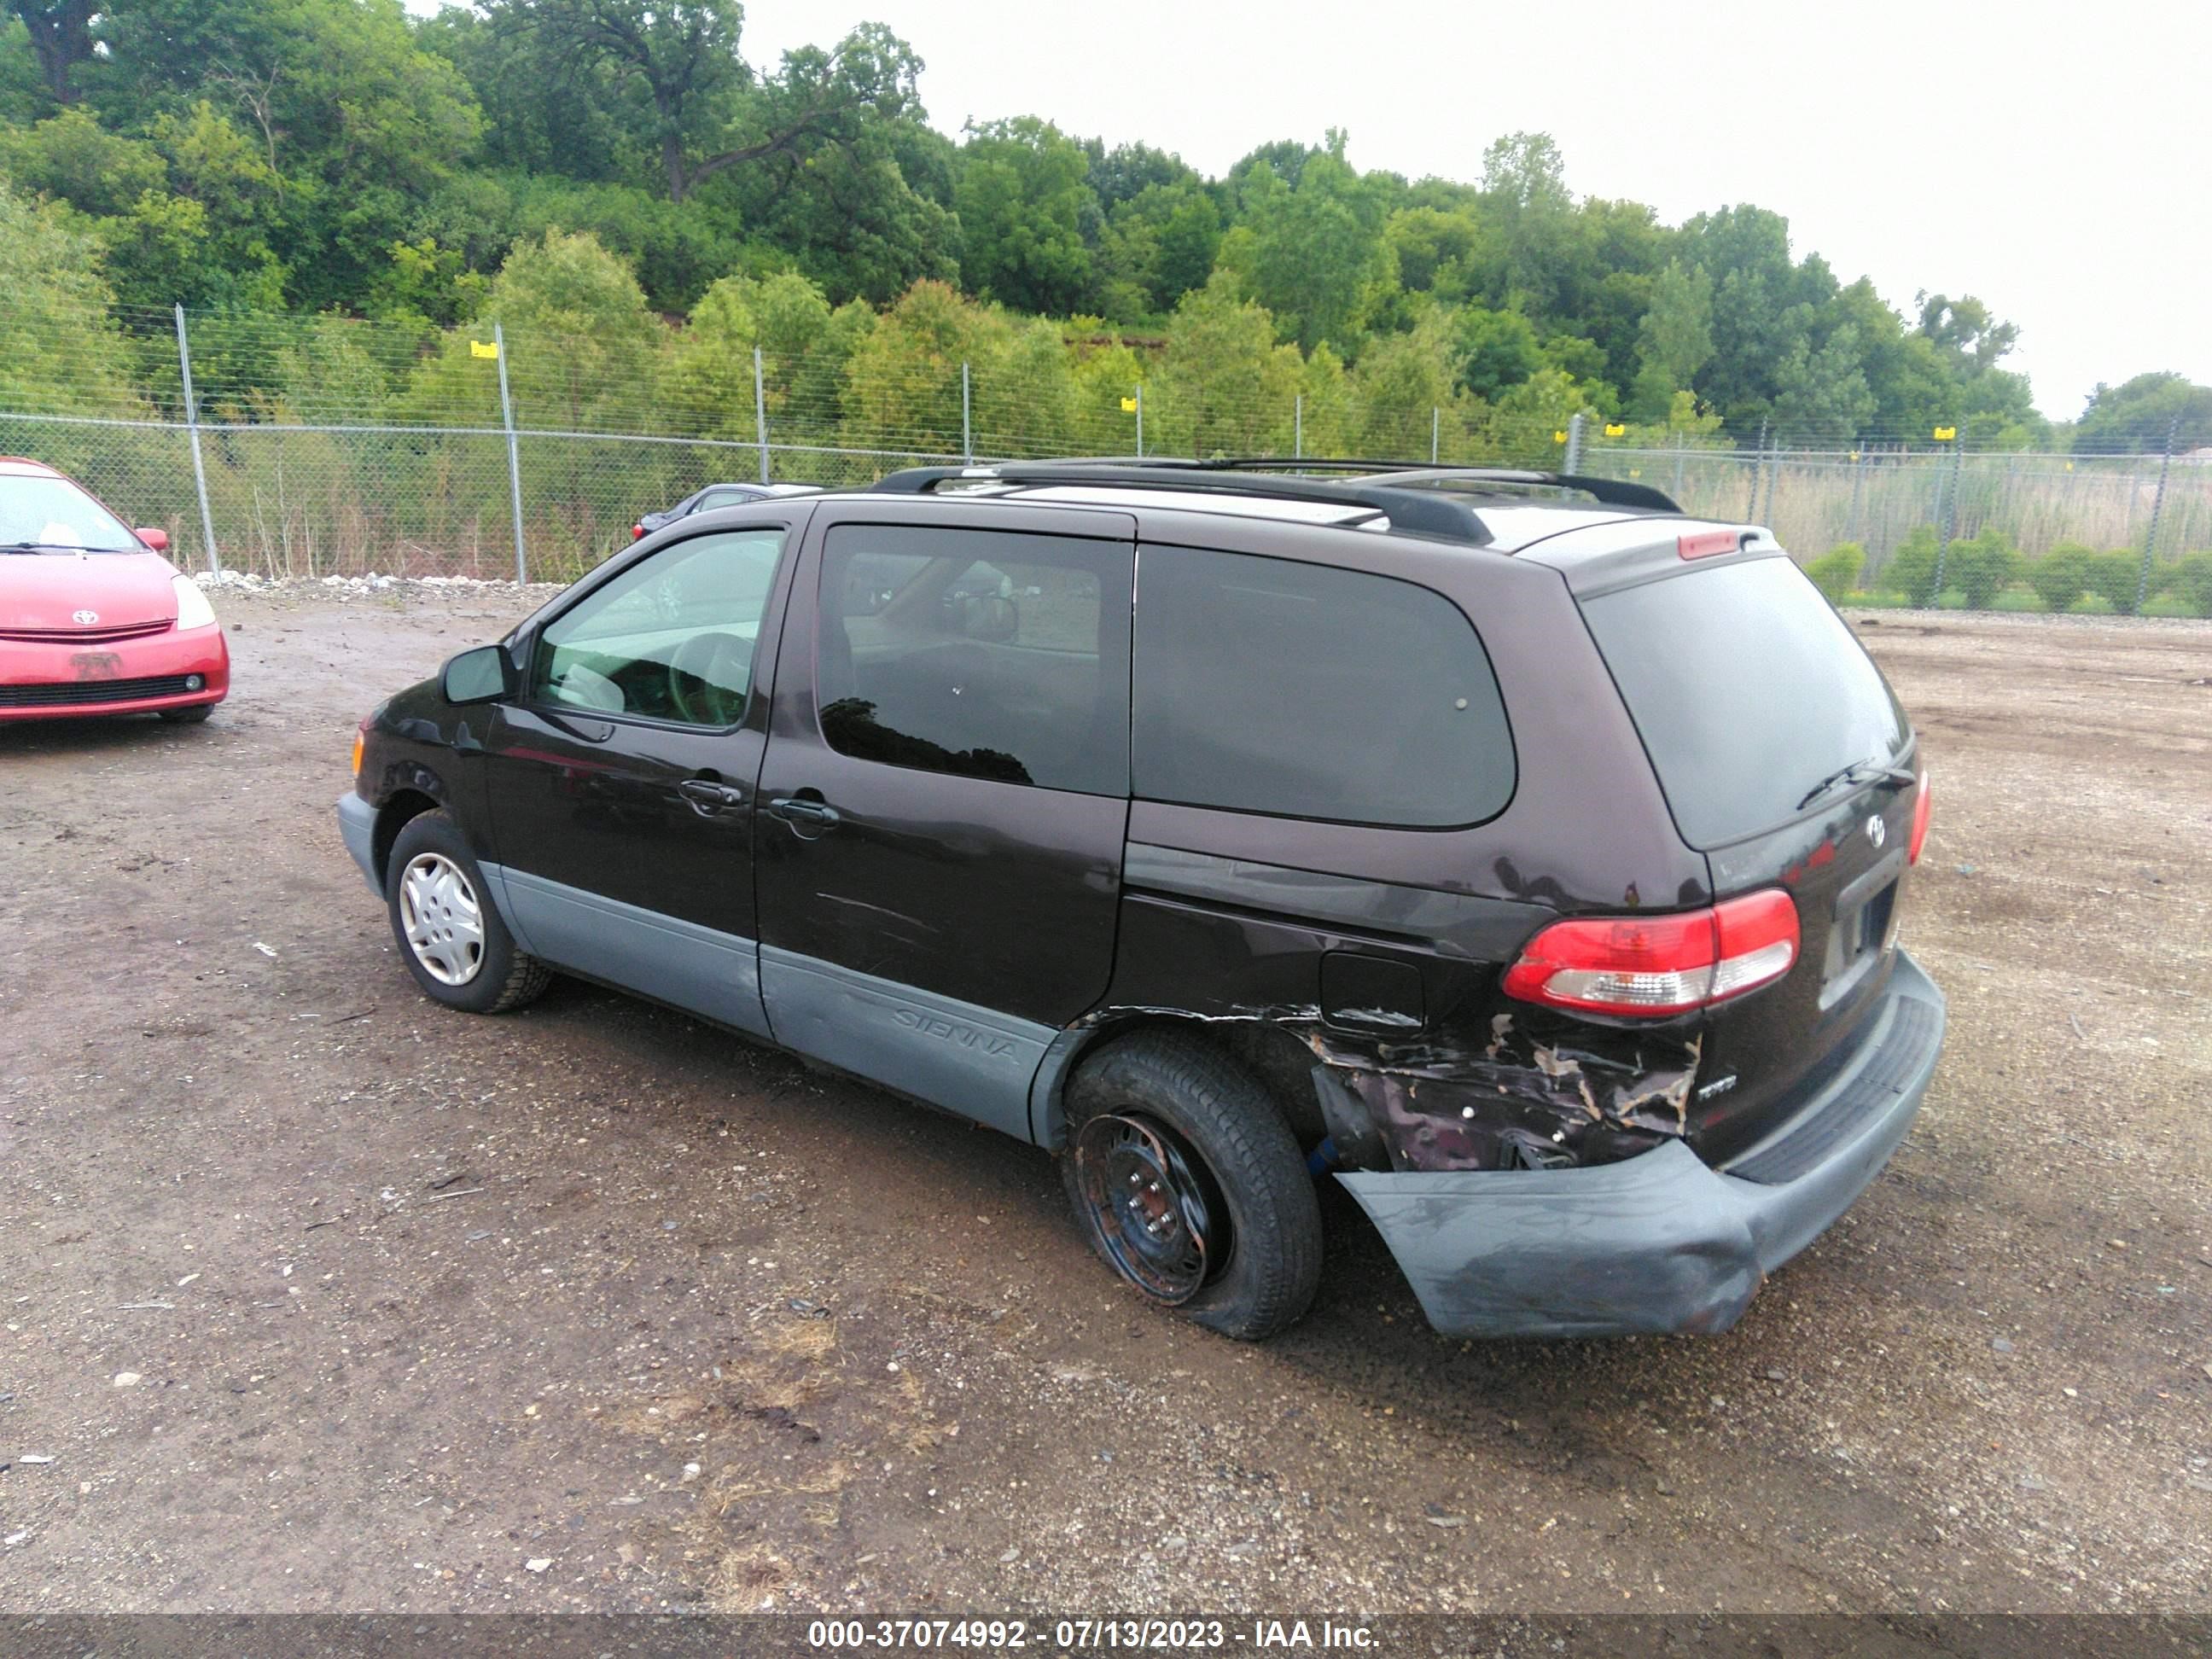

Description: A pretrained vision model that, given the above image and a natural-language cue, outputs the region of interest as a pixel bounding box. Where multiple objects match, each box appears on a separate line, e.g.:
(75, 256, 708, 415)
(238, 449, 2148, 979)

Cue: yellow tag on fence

(1604, 422, 1626, 437)
(1120, 397, 1138, 412)
(1553, 429, 1567, 445)
(1933, 425, 1956, 441)
(470, 340, 500, 359)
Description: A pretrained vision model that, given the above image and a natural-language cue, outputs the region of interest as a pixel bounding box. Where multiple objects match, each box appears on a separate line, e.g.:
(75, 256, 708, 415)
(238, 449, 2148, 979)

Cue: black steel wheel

(1070, 1111, 1224, 1305)
(1060, 1031, 1323, 1341)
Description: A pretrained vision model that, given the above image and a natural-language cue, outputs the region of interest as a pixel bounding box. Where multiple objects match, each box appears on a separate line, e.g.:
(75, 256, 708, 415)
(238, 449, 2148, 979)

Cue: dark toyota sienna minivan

(338, 460, 1944, 1342)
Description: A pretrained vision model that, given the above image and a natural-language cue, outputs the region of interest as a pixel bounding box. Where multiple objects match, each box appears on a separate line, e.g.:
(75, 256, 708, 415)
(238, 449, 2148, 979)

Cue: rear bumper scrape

(336, 792, 381, 896)
(1338, 951, 1946, 1339)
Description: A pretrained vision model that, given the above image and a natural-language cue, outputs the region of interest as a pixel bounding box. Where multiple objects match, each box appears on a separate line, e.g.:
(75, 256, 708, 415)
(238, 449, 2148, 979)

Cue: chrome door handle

(769, 795, 841, 827)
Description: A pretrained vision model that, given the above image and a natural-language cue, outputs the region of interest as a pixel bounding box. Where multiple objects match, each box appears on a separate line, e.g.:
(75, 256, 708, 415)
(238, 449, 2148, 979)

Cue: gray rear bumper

(336, 791, 381, 895)
(1338, 951, 1946, 1339)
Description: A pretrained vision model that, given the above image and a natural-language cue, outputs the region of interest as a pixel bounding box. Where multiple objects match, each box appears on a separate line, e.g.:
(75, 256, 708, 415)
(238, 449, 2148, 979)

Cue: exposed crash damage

(1304, 1014, 1704, 1174)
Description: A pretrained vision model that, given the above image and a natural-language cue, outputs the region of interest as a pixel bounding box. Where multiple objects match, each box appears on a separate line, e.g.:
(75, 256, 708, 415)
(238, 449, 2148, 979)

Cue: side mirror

(441, 644, 514, 705)
(958, 593, 1019, 643)
(137, 527, 170, 552)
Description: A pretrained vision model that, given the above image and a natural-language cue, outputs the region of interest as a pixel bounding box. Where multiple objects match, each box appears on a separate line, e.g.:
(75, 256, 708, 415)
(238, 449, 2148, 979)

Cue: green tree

(1217, 131, 1388, 354)
(2072, 372, 2212, 454)
(955, 116, 1096, 316)
(1772, 322, 1875, 444)
(1449, 306, 1545, 402)
(0, 178, 136, 414)
(1627, 259, 1714, 422)
(1150, 271, 1301, 457)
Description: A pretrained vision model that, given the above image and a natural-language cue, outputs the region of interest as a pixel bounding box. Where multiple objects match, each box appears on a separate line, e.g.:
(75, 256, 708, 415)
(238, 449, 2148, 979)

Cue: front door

(754, 503, 1136, 1138)
(480, 517, 805, 1038)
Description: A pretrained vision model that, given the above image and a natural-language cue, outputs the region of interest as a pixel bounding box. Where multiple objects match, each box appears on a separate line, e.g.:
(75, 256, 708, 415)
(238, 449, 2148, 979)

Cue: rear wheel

(385, 810, 551, 1014)
(158, 705, 213, 725)
(1061, 1033, 1323, 1341)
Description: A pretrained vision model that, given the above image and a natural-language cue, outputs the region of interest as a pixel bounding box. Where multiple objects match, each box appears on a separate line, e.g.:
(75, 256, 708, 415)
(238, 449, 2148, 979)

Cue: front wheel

(385, 810, 551, 1014)
(1061, 1033, 1323, 1341)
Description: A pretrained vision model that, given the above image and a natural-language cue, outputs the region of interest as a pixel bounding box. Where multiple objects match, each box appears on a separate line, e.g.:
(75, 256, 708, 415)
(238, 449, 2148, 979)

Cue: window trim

(515, 519, 800, 737)
(1128, 540, 1520, 832)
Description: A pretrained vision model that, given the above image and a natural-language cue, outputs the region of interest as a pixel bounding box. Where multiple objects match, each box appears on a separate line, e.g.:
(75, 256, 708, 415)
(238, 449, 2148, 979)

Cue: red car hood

(0, 550, 180, 631)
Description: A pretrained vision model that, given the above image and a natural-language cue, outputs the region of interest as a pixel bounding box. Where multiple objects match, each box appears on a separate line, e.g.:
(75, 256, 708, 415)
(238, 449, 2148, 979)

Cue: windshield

(0, 474, 142, 552)
(1580, 555, 1909, 847)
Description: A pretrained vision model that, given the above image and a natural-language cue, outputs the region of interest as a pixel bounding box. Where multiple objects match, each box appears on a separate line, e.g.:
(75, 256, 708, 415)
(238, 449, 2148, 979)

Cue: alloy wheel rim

(1072, 1112, 1223, 1305)
(399, 853, 486, 987)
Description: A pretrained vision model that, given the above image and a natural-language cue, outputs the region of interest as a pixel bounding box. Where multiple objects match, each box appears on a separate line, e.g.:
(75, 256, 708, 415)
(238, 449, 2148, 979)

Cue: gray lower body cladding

(337, 792, 381, 894)
(1337, 951, 1945, 1338)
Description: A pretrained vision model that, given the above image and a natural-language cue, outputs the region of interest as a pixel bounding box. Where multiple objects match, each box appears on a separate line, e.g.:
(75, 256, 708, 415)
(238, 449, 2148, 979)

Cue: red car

(0, 457, 230, 724)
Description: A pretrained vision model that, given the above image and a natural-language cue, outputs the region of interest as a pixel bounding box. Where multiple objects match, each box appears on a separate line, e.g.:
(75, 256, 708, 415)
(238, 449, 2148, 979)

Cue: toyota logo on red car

(0, 457, 230, 725)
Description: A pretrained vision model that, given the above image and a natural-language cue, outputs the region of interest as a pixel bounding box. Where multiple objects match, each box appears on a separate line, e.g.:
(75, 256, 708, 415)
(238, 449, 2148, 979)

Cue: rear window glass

(818, 525, 1132, 795)
(1580, 556, 1909, 847)
(1132, 547, 1513, 827)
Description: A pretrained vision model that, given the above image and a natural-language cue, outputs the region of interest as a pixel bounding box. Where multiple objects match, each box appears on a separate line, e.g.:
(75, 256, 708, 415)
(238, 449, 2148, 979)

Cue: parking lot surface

(1, 590, 2207, 1615)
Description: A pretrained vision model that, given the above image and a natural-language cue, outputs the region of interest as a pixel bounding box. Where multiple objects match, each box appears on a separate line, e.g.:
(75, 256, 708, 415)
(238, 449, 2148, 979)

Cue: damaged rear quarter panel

(1073, 852, 1708, 1173)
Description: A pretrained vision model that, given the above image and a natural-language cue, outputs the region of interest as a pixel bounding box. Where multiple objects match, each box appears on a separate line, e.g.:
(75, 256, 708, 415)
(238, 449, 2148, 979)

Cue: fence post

(2137, 414, 2180, 612)
(1745, 417, 1767, 520)
(173, 305, 221, 575)
(1563, 411, 1586, 474)
(1430, 406, 1441, 465)
(1671, 439, 1686, 505)
(1293, 393, 1302, 460)
(493, 322, 526, 584)
(1846, 443, 1868, 543)
(753, 346, 770, 484)
(1135, 384, 1144, 459)
(1934, 426, 1965, 597)
(962, 362, 973, 464)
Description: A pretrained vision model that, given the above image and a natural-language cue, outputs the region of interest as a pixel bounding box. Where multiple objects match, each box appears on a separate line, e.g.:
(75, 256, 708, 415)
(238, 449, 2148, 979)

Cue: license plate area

(1819, 847, 1908, 1010)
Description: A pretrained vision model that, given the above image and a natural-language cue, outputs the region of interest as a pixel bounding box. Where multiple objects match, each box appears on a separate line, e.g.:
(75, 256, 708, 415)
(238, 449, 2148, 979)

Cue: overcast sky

(423, 0, 2210, 418)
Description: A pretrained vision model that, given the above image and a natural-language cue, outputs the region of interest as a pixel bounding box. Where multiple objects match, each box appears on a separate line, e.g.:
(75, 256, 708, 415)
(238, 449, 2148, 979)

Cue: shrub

(1934, 589, 1971, 610)
(2066, 592, 2116, 614)
(1989, 585, 2047, 612)
(1842, 590, 1909, 608)
(1941, 527, 2022, 608)
(2085, 549, 2145, 614)
(1803, 544, 1866, 602)
(2156, 550, 2212, 615)
(2025, 542, 2098, 611)
(1876, 527, 1940, 604)
(2140, 593, 2197, 618)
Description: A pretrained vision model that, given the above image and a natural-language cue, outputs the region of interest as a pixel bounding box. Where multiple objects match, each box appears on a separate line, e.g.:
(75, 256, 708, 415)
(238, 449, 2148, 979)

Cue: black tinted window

(1580, 556, 1909, 847)
(1132, 548, 1513, 827)
(818, 526, 1132, 795)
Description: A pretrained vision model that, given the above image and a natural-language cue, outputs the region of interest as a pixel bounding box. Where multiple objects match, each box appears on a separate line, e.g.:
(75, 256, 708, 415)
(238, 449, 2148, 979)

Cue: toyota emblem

(72, 609, 99, 625)
(1866, 814, 1887, 848)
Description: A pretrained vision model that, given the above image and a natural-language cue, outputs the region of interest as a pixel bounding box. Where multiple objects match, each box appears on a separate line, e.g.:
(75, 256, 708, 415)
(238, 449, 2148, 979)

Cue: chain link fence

(6, 306, 2208, 605)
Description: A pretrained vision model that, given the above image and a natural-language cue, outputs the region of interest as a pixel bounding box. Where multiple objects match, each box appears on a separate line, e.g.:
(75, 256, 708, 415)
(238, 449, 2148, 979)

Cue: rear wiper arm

(1796, 758, 1917, 811)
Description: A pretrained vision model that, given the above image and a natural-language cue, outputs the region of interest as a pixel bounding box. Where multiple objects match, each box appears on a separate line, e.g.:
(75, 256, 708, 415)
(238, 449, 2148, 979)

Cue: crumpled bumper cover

(1338, 951, 1946, 1339)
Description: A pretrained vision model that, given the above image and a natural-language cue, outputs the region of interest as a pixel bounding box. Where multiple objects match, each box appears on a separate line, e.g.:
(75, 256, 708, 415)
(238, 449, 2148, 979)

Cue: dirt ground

(0, 589, 2207, 1619)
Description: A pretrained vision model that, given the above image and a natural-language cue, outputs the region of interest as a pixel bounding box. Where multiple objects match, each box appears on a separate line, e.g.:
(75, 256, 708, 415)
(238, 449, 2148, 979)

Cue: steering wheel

(667, 631, 753, 726)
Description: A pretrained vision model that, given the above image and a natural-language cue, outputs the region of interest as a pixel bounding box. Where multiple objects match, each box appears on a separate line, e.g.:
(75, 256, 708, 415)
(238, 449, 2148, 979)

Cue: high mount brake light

(1677, 530, 1744, 559)
(1908, 771, 1930, 864)
(1502, 890, 1800, 1017)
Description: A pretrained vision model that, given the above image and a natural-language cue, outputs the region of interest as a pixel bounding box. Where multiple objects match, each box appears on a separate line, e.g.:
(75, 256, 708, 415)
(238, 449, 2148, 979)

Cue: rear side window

(1132, 547, 1514, 827)
(818, 525, 1132, 795)
(1580, 556, 1909, 847)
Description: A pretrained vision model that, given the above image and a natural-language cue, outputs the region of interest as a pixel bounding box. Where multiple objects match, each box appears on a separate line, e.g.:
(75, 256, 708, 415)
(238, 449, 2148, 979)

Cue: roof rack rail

(869, 463, 1496, 547)
(1115, 457, 1683, 514)
(874, 457, 1682, 517)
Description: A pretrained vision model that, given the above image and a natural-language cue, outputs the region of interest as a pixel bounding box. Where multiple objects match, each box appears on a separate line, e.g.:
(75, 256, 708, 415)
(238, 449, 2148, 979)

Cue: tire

(1061, 1031, 1324, 1342)
(385, 810, 552, 1015)
(159, 705, 213, 724)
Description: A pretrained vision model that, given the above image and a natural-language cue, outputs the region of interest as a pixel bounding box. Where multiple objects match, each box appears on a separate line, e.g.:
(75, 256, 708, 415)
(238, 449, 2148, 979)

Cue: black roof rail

(874, 457, 1682, 516)
(869, 463, 1496, 547)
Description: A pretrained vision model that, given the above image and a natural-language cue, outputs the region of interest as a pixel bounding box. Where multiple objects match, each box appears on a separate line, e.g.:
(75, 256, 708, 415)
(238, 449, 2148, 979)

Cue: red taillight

(1502, 890, 1800, 1017)
(1908, 771, 1930, 864)
(1677, 529, 1743, 560)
